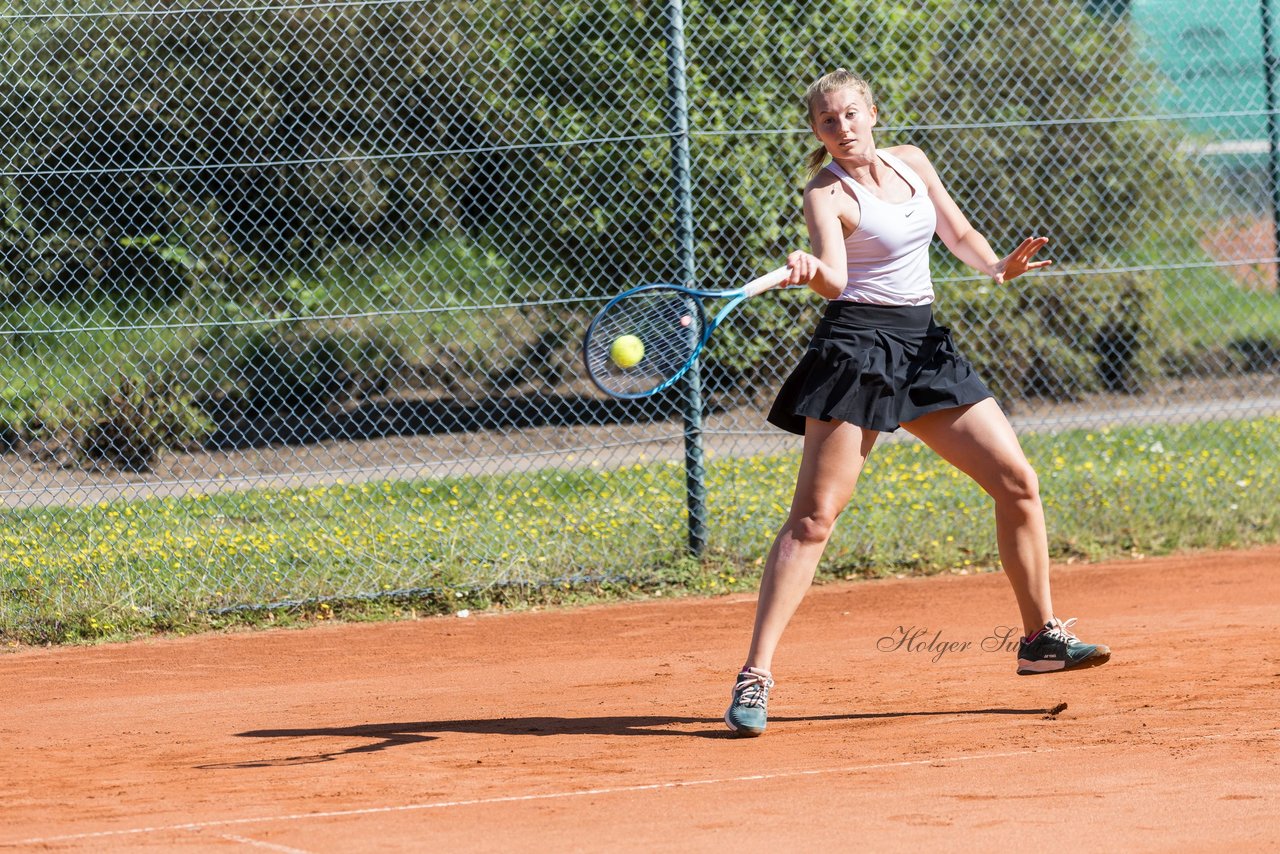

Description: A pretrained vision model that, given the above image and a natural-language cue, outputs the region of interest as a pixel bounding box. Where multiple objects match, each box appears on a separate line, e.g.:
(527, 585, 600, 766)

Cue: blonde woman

(726, 69, 1110, 737)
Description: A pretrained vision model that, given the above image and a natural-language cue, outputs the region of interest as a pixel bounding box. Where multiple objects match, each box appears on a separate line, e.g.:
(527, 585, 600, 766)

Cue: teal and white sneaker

(725, 667, 774, 737)
(1017, 617, 1111, 675)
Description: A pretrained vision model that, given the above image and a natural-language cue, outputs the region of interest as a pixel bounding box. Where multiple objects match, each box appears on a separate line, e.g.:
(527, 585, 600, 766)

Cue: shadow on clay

(197, 705, 1065, 769)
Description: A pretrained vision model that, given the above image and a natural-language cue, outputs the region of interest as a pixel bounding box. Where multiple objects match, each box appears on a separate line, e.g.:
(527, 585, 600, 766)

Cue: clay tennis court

(4, 546, 1278, 852)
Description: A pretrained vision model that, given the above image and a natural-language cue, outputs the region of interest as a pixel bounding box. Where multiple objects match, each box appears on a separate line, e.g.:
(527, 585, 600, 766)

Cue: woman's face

(810, 87, 877, 161)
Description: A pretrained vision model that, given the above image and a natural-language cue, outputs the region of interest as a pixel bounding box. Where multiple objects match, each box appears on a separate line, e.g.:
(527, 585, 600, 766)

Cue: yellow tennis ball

(610, 334, 644, 368)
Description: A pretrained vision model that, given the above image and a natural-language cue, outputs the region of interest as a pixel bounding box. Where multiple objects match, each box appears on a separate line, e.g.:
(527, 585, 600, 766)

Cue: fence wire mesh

(2, 0, 1278, 637)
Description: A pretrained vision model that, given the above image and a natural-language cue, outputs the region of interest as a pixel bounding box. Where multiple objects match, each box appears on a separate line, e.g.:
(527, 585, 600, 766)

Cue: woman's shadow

(197, 704, 1065, 769)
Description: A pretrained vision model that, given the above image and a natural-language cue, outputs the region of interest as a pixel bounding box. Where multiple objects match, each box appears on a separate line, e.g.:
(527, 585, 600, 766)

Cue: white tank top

(826, 150, 936, 306)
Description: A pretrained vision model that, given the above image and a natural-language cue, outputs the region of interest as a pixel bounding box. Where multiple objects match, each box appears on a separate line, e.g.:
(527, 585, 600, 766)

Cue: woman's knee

(788, 505, 843, 544)
(991, 461, 1041, 507)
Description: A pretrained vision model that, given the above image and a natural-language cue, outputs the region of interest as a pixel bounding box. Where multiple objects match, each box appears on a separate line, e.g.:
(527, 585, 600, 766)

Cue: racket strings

(585, 289, 706, 396)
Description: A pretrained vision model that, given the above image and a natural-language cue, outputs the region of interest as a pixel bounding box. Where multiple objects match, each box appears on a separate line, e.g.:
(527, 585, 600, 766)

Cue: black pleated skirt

(767, 301, 993, 435)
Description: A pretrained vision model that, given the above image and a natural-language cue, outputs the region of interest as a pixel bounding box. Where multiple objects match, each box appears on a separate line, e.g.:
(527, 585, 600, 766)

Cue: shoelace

(1044, 617, 1080, 642)
(734, 671, 773, 708)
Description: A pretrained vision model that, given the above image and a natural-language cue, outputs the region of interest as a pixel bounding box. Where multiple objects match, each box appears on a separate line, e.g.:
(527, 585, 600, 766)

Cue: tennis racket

(582, 265, 791, 399)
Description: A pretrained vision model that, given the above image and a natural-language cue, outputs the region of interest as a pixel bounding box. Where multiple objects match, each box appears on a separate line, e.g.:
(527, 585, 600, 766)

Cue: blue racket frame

(582, 266, 790, 400)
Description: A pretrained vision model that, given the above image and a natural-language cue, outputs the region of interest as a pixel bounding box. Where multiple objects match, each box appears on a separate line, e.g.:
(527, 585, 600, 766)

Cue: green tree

(902, 0, 1200, 263)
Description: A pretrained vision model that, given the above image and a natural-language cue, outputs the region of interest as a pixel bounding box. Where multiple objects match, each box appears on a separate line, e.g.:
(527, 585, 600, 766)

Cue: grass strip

(2, 417, 1276, 645)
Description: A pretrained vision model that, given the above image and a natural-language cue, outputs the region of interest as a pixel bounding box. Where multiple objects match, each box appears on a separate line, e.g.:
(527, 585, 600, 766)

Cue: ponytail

(805, 146, 828, 178)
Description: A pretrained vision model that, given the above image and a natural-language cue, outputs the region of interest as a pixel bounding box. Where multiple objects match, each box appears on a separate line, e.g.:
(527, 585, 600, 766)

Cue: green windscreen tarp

(1131, 0, 1267, 146)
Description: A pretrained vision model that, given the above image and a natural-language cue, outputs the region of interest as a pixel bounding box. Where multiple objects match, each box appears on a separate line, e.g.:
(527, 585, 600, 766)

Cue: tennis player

(725, 69, 1110, 737)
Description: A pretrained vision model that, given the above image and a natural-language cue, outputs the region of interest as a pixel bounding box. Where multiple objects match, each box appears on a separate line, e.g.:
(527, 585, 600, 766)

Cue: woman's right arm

(786, 175, 849, 300)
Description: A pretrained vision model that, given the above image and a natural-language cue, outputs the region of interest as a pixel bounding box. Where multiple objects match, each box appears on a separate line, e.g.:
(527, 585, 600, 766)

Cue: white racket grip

(741, 265, 792, 298)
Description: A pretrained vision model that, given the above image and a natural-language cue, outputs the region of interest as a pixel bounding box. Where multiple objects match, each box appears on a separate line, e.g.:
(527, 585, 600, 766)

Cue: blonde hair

(803, 68, 876, 177)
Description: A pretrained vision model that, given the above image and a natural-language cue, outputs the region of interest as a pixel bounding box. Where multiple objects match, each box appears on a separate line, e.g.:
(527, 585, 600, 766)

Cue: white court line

(214, 833, 315, 853)
(3, 746, 1093, 847)
(8, 729, 1277, 848)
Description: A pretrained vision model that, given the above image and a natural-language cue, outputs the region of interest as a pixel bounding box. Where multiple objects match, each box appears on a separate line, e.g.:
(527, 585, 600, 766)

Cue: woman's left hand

(993, 236, 1052, 284)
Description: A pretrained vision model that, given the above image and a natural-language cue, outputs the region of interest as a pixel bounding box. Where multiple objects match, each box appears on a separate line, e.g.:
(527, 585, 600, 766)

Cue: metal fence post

(661, 0, 707, 556)
(1262, 0, 1280, 290)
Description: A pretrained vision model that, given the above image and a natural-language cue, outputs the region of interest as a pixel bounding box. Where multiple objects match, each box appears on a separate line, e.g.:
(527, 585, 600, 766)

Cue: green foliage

(494, 0, 949, 288)
(0, 377, 40, 451)
(0, 0, 1247, 457)
(0, 5, 426, 302)
(82, 375, 215, 471)
(938, 271, 1169, 403)
(0, 235, 520, 466)
(25, 374, 214, 472)
(192, 311, 423, 430)
(902, 0, 1203, 263)
(0, 3, 1207, 301)
(108, 234, 206, 306)
(225, 326, 352, 420)
(1141, 235, 1280, 377)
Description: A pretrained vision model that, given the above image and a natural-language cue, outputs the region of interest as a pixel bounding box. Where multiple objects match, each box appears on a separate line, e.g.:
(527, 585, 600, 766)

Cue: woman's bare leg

(744, 418, 878, 672)
(901, 398, 1053, 636)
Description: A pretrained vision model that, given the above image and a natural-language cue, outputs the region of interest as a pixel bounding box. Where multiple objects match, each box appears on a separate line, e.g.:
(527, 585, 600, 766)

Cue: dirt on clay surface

(2, 545, 1278, 851)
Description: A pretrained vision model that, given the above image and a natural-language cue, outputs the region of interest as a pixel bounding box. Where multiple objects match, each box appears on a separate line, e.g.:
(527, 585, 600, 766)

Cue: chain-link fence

(2, 0, 1278, 639)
